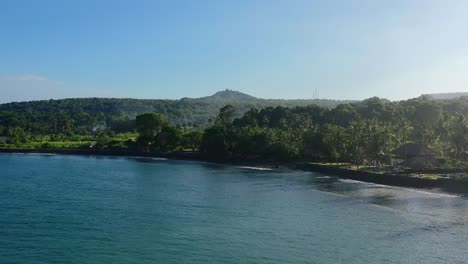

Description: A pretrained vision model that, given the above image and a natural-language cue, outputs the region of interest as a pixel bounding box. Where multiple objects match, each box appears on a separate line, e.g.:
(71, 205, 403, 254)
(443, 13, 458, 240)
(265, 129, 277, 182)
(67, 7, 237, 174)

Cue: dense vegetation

(200, 97, 468, 166)
(1, 93, 467, 171)
(0, 90, 350, 134)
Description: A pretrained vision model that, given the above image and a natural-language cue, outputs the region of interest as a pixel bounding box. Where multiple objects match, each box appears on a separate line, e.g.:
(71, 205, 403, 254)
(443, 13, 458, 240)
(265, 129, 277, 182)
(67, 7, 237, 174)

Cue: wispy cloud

(0, 74, 63, 84)
(0, 74, 49, 81)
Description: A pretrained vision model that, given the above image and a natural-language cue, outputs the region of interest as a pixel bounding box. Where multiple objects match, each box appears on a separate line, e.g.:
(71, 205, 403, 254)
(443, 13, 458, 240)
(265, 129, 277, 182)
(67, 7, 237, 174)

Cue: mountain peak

(209, 89, 257, 100)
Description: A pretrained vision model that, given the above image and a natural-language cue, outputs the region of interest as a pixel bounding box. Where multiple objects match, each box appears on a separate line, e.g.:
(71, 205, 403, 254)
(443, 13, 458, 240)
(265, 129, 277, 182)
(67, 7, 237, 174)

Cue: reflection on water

(307, 171, 468, 234)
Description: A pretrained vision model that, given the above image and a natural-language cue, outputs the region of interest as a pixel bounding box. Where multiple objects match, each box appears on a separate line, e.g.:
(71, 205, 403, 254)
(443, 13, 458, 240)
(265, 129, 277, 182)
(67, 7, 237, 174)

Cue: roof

(401, 156, 440, 169)
(393, 143, 437, 158)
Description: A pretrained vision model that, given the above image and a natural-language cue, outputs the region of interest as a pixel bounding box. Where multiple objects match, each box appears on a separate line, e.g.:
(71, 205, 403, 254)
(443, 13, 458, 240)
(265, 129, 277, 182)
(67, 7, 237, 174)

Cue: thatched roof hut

(394, 143, 437, 159)
(393, 143, 439, 169)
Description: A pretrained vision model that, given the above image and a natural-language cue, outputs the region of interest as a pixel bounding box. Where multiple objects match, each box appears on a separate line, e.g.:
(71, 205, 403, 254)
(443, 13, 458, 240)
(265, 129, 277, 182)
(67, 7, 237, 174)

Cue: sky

(1, 0, 468, 103)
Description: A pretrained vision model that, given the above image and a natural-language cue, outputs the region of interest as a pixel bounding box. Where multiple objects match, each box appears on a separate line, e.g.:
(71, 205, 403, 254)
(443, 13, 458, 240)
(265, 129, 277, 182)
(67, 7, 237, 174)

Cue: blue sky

(1, 0, 467, 103)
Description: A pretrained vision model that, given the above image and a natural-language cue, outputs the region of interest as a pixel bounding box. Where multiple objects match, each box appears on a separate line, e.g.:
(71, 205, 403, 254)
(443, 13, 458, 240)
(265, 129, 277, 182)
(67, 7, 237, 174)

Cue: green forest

(0, 90, 349, 133)
(1, 93, 467, 173)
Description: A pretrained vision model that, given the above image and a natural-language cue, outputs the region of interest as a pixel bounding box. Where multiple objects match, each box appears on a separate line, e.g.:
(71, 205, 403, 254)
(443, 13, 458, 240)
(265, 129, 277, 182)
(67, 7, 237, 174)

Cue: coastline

(1, 148, 467, 195)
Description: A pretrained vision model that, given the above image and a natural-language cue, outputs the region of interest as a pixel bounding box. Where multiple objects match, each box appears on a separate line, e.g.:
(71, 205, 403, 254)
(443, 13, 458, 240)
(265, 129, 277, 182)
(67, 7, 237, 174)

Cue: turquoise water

(0, 154, 467, 264)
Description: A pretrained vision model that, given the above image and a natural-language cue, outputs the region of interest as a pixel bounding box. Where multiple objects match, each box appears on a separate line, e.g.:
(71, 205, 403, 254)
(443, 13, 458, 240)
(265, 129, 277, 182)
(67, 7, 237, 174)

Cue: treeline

(0, 90, 349, 134)
(198, 97, 468, 164)
(129, 96, 468, 165)
(2, 95, 468, 167)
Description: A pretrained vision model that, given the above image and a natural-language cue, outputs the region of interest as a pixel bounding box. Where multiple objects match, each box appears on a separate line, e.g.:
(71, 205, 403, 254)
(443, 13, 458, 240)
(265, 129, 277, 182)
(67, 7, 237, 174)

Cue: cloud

(0, 74, 49, 81)
(0, 74, 63, 84)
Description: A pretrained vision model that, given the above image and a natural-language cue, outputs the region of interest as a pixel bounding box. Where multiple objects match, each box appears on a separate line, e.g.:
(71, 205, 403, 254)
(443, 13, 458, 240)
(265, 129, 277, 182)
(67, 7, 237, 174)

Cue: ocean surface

(1, 154, 467, 264)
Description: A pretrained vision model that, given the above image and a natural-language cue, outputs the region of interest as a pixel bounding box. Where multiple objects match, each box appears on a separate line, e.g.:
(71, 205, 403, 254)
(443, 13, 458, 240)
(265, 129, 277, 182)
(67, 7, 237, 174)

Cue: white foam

(151, 157, 168, 161)
(337, 178, 459, 198)
(237, 166, 274, 171)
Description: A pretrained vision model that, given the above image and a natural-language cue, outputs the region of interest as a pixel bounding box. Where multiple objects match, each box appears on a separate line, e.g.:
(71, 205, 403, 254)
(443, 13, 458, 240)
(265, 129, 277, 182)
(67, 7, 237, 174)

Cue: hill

(0, 90, 354, 134)
(422, 92, 468, 100)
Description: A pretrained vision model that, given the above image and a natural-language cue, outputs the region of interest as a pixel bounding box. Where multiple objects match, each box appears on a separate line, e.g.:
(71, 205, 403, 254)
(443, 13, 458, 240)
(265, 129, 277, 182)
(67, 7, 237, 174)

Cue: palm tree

(446, 113, 468, 160)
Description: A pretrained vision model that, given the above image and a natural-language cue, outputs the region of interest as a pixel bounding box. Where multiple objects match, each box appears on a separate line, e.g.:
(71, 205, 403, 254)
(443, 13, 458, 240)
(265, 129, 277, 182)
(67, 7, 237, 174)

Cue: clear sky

(1, 0, 468, 103)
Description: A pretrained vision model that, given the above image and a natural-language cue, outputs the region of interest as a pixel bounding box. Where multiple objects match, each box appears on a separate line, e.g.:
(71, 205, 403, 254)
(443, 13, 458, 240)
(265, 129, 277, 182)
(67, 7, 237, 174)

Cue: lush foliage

(1, 93, 467, 171)
(199, 96, 468, 165)
(0, 90, 350, 135)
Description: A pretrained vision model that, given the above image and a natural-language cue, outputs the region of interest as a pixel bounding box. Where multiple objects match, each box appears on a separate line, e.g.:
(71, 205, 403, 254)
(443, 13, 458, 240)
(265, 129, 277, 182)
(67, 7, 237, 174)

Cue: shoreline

(1, 148, 467, 195)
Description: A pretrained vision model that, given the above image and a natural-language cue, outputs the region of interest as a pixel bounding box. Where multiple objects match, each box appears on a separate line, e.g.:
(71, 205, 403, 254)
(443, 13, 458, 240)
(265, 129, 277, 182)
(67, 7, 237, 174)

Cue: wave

(338, 179, 459, 198)
(236, 166, 274, 171)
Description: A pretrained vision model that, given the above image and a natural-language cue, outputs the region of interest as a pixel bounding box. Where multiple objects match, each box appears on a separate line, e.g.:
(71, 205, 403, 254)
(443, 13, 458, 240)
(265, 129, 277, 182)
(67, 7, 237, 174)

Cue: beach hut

(392, 143, 439, 169)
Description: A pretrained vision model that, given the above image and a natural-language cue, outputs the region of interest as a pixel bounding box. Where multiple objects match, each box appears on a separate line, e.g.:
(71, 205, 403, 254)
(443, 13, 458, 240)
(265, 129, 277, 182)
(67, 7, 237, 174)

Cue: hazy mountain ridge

(422, 92, 468, 100)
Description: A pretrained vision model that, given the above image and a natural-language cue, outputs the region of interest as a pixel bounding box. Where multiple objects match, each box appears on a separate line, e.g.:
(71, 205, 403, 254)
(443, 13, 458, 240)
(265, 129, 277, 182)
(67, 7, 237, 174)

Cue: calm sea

(0, 154, 467, 264)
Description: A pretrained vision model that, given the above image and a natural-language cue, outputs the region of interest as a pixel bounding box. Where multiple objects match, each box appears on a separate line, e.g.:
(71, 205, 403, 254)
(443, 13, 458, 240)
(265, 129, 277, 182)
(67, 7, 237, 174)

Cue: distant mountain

(0, 90, 355, 133)
(199, 89, 258, 101)
(180, 89, 259, 106)
(422, 92, 468, 100)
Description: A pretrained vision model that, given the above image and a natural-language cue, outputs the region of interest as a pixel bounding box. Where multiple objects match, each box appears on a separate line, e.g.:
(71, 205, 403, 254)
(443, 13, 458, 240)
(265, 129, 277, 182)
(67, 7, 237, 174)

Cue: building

(392, 143, 440, 169)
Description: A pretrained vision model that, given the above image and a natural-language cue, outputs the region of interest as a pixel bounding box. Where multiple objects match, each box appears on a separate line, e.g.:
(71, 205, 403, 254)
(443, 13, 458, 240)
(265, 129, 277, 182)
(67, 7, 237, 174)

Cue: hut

(392, 143, 439, 169)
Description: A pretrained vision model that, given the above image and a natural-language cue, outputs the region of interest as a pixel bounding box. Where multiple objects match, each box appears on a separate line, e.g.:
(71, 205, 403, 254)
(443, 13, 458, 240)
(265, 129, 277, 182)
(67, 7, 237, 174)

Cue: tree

(215, 105, 236, 127)
(346, 120, 368, 167)
(182, 131, 203, 151)
(445, 113, 468, 160)
(434, 113, 452, 158)
(412, 102, 442, 145)
(94, 130, 115, 150)
(213, 105, 238, 155)
(200, 126, 227, 159)
(320, 124, 348, 163)
(155, 125, 183, 152)
(136, 113, 168, 152)
(7, 127, 28, 146)
(365, 120, 397, 166)
(412, 102, 442, 129)
(232, 126, 274, 160)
